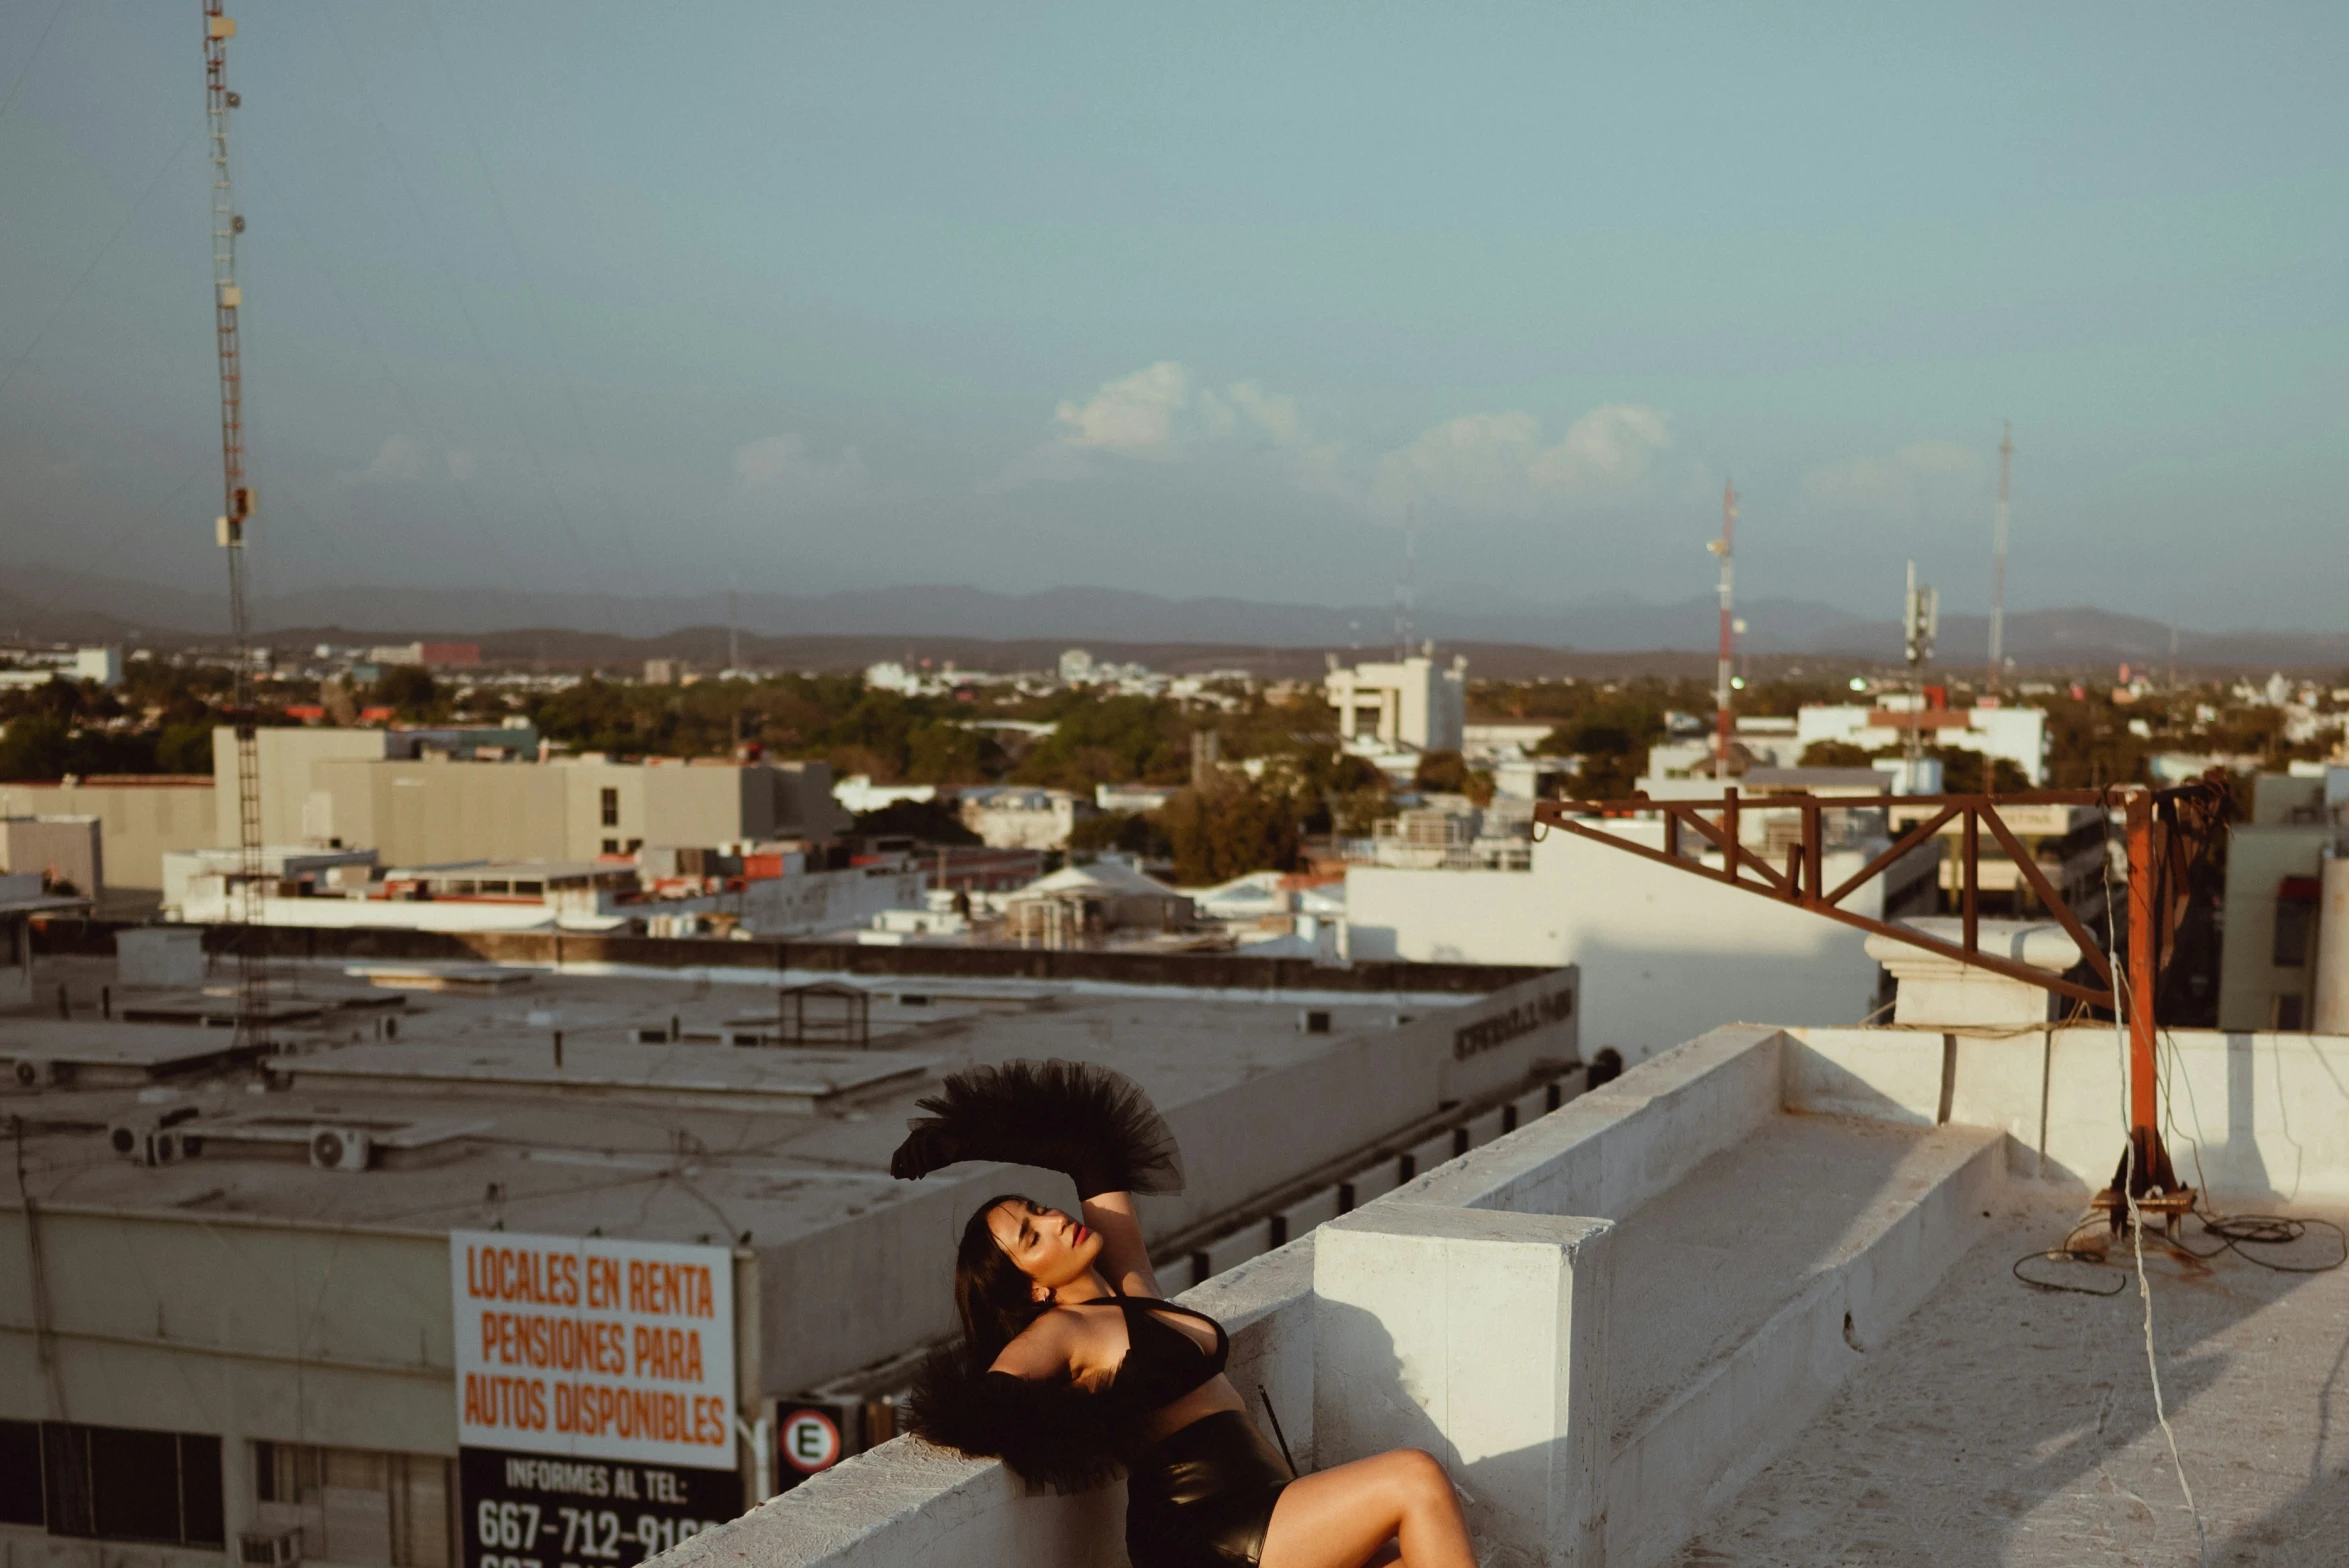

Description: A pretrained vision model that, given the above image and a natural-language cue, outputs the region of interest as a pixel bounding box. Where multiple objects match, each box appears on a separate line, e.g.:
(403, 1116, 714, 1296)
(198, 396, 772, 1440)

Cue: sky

(1, 2, 2343, 630)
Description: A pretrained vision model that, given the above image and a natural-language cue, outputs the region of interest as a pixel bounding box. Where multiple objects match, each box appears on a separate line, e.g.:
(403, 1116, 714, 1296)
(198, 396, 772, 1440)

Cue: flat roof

(5, 953, 1455, 1249)
(1685, 1189, 2349, 1564)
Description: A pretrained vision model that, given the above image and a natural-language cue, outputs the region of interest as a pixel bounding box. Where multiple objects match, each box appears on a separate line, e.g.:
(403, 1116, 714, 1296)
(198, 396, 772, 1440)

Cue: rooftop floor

(1678, 1190, 2349, 1568)
(5, 954, 1438, 1244)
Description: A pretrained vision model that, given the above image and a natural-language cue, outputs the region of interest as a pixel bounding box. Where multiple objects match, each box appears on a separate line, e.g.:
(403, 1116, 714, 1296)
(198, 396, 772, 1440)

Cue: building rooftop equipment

(264, 1038, 936, 1113)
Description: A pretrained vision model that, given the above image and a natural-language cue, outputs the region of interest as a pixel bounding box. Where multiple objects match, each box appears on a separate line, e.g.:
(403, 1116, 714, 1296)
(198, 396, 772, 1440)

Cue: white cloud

(1226, 381, 1302, 445)
(355, 434, 432, 483)
(342, 435, 476, 485)
(1805, 440, 1981, 515)
(1054, 361, 1193, 457)
(1007, 362, 1317, 486)
(733, 433, 868, 498)
(1370, 404, 1670, 518)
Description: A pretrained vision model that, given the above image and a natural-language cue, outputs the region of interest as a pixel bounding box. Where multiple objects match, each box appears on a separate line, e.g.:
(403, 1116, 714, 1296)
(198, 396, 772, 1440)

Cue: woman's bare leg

(1257, 1448, 1472, 1568)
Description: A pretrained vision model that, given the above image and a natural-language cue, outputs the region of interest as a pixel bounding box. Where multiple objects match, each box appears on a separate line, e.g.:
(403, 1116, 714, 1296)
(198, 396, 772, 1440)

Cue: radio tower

(1707, 481, 1737, 773)
(205, 2, 270, 1052)
(1987, 422, 2011, 692)
(1393, 505, 1418, 660)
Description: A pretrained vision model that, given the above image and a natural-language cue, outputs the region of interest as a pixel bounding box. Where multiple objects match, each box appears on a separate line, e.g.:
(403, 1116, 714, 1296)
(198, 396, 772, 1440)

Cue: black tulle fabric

(906, 1350, 1145, 1494)
(905, 1299, 1230, 1495)
(889, 1058, 1185, 1198)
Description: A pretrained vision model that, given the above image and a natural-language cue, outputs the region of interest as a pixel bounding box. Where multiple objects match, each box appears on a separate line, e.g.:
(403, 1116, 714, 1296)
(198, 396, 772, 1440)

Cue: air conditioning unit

(309, 1126, 374, 1172)
(239, 1527, 304, 1568)
(11, 1056, 64, 1089)
(108, 1122, 187, 1167)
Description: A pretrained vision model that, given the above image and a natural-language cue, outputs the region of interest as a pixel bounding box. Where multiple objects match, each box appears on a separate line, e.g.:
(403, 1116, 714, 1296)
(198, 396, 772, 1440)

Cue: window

(600, 787, 620, 828)
(2274, 899, 2313, 968)
(0, 1420, 40, 1526)
(2274, 994, 2305, 1032)
(254, 1443, 453, 1568)
(601, 838, 620, 855)
(23, 1420, 224, 1547)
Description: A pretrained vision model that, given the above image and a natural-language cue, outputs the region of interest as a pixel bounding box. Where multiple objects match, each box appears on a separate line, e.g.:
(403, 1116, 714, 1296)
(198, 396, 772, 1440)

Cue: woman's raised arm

(1080, 1189, 1162, 1298)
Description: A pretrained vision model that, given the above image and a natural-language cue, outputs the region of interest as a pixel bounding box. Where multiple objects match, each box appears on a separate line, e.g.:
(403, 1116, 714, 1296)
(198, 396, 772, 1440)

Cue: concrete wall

(215, 727, 391, 849)
(0, 1207, 767, 1564)
(1787, 1022, 2349, 1203)
(318, 757, 846, 867)
(1348, 822, 1934, 1061)
(0, 780, 217, 894)
(324, 757, 574, 866)
(0, 816, 102, 898)
(0, 1209, 453, 1558)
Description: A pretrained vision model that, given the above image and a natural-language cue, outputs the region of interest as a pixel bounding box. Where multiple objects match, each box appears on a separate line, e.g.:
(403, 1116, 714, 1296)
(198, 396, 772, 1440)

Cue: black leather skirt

(1124, 1409, 1296, 1568)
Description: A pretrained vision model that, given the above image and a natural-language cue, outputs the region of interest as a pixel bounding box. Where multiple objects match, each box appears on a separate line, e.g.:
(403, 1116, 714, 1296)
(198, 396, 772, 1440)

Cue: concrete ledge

(1389, 1024, 1786, 1219)
(1604, 1122, 2005, 1568)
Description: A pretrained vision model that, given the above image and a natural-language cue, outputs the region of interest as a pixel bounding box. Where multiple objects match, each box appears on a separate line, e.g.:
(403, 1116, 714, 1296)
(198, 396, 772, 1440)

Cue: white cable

(2099, 800, 2206, 1565)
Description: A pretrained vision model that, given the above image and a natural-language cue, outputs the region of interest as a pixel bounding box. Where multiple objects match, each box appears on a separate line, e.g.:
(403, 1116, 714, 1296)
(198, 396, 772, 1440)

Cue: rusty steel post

(1721, 788, 1740, 886)
(1962, 807, 1979, 953)
(2125, 790, 2159, 1141)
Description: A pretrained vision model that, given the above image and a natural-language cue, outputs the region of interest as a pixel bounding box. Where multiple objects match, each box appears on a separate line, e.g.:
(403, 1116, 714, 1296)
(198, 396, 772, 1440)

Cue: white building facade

(1325, 652, 1468, 755)
(1346, 816, 1939, 1061)
(1794, 702, 2050, 786)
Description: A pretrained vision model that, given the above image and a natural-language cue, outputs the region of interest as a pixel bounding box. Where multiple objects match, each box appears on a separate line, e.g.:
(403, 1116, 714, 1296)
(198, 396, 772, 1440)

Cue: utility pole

(727, 589, 739, 674)
(1987, 422, 2012, 692)
(1903, 561, 1939, 786)
(204, 1, 270, 1053)
(1707, 481, 1737, 774)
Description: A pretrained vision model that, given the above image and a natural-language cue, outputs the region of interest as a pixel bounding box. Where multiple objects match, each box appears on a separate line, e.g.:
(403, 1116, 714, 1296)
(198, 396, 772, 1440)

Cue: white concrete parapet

(1315, 1206, 1612, 1567)
(1864, 917, 2079, 1028)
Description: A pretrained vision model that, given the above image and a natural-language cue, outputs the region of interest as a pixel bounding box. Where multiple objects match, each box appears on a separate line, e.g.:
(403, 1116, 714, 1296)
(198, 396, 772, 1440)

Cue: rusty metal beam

(1530, 808, 2112, 1006)
(1977, 807, 2115, 990)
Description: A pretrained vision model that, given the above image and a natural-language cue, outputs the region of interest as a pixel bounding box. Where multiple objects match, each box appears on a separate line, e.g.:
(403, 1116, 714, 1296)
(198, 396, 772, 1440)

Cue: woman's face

(986, 1197, 1104, 1300)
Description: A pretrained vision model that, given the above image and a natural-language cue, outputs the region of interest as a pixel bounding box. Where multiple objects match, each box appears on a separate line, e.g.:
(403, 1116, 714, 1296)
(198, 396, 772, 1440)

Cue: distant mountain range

(5, 564, 2345, 673)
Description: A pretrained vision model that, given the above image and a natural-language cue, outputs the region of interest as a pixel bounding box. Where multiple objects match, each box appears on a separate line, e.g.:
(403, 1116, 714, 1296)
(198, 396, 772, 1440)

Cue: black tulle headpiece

(889, 1058, 1185, 1199)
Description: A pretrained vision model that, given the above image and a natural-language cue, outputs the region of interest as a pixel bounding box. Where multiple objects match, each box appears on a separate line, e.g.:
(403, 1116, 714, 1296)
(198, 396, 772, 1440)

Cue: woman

(892, 1059, 1477, 1568)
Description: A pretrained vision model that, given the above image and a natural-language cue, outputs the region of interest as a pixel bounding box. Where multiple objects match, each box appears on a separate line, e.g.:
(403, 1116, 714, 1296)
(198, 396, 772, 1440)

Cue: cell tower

(204, 1, 270, 1051)
(1707, 481, 1737, 773)
(1393, 505, 1418, 660)
(1987, 422, 2012, 691)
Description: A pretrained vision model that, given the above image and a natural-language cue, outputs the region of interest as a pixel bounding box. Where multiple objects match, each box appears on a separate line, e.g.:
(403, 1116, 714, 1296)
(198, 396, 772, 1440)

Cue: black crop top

(1079, 1292, 1229, 1410)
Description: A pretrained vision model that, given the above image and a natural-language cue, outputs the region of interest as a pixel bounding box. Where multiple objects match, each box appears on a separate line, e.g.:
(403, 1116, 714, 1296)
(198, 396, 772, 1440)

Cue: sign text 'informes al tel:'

(451, 1230, 737, 1470)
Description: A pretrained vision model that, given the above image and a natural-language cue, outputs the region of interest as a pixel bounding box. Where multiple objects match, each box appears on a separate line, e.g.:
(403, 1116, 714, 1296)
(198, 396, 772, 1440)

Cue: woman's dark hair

(953, 1193, 1051, 1364)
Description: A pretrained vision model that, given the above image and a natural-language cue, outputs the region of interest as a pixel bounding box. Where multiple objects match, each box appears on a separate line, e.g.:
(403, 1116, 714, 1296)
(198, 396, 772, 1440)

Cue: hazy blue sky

(2, 2, 2343, 628)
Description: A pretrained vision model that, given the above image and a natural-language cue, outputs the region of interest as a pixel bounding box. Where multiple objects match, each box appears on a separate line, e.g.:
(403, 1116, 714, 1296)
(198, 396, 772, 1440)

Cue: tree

(853, 798, 980, 844)
(1800, 740, 1874, 768)
(156, 724, 214, 775)
(371, 665, 442, 721)
(1414, 750, 1469, 793)
(1157, 777, 1301, 884)
(1925, 746, 2032, 795)
(1068, 810, 1169, 859)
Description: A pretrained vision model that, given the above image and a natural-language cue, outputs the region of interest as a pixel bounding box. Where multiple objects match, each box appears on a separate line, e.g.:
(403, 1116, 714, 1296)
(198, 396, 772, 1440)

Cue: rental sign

(451, 1230, 737, 1470)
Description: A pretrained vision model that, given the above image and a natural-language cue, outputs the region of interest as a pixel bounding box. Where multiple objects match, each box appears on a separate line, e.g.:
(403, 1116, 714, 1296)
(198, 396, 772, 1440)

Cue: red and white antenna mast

(1707, 480, 1737, 773)
(1987, 421, 2012, 692)
(204, 1, 270, 1052)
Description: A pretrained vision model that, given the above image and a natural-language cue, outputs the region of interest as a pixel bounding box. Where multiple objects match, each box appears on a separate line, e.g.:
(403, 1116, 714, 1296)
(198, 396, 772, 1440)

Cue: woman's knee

(1388, 1447, 1456, 1505)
